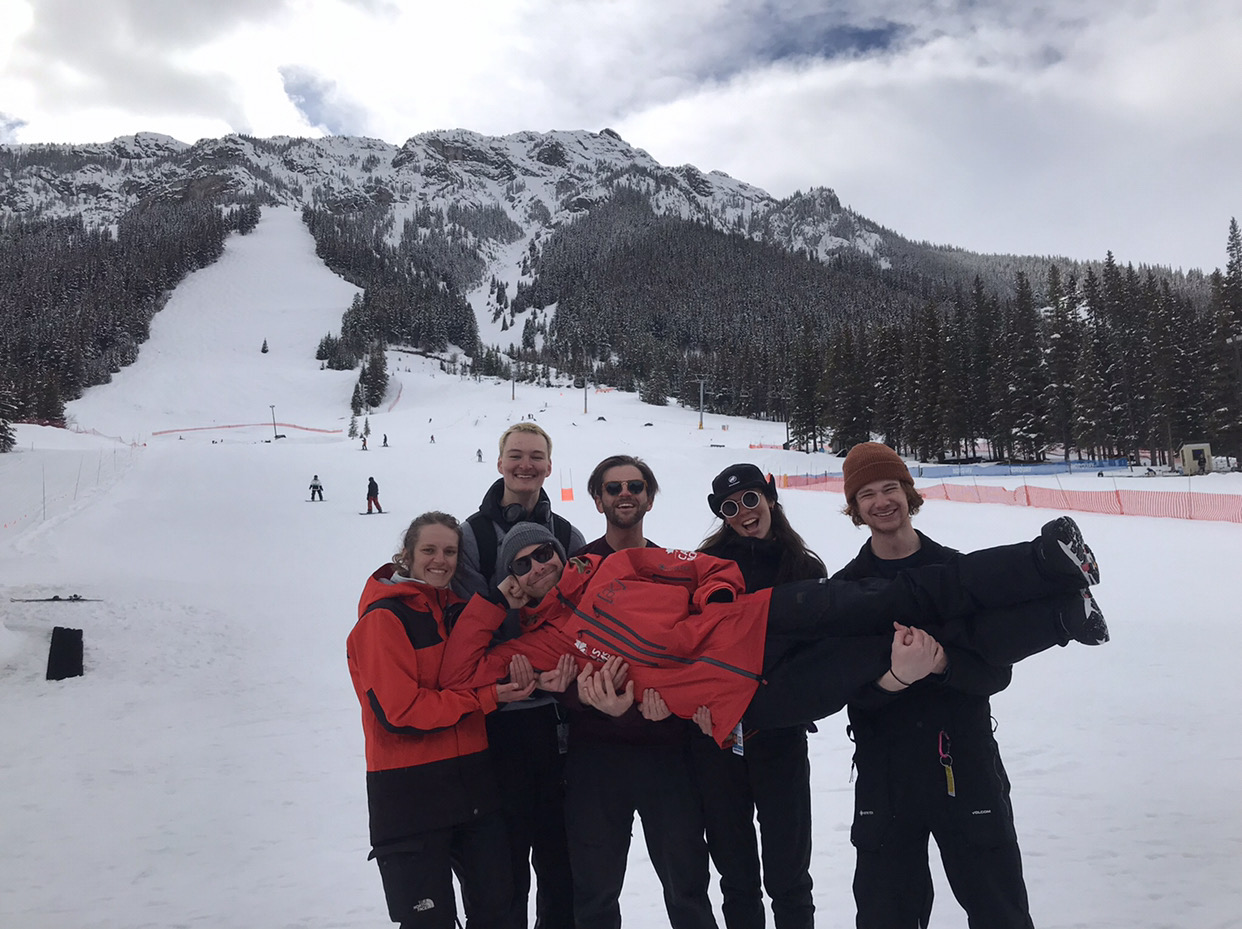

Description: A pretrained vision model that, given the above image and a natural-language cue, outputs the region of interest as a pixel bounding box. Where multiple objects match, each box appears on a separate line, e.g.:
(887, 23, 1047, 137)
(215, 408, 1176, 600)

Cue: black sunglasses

(603, 479, 646, 496)
(719, 490, 763, 519)
(509, 542, 558, 577)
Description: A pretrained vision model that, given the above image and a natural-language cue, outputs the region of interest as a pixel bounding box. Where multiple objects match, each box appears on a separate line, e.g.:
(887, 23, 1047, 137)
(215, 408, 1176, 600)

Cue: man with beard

(555, 456, 718, 929)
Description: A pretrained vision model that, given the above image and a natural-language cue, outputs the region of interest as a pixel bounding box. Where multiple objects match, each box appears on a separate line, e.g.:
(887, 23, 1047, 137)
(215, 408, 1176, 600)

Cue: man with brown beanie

(834, 441, 1037, 929)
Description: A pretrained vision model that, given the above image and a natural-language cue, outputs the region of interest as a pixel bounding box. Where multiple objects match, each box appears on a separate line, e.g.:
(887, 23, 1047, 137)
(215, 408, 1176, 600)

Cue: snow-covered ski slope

(1, 208, 1239, 929)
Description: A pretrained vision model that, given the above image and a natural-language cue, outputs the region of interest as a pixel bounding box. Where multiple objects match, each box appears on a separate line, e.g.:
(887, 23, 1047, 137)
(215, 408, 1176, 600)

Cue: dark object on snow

(47, 626, 84, 680)
(261, 339, 269, 353)
(11, 594, 100, 602)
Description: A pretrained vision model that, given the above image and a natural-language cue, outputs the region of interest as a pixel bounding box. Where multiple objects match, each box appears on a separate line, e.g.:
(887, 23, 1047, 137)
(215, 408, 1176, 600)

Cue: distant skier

(430, 435, 436, 444)
(361, 435, 368, 451)
(476, 448, 483, 463)
(309, 475, 324, 502)
(382, 434, 388, 448)
(366, 477, 382, 514)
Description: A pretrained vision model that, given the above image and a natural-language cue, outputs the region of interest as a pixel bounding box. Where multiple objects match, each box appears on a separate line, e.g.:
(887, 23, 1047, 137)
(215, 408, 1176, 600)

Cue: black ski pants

(564, 740, 717, 929)
(747, 539, 1081, 729)
(485, 702, 575, 929)
(690, 726, 814, 929)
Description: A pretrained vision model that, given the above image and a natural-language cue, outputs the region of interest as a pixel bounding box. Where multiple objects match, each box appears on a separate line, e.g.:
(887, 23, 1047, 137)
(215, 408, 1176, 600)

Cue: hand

(887, 626, 943, 689)
(692, 706, 713, 737)
(508, 654, 536, 690)
(638, 688, 671, 721)
(495, 679, 537, 703)
(599, 655, 630, 691)
(536, 654, 577, 693)
(577, 663, 634, 717)
(498, 575, 527, 609)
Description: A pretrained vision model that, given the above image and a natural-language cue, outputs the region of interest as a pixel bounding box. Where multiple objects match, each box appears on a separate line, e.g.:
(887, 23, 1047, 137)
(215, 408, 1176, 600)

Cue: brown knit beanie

(842, 442, 913, 502)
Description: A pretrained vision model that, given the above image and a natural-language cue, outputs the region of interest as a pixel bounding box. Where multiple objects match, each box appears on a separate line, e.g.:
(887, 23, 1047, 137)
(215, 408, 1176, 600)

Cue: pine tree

(348, 414, 358, 439)
(363, 416, 371, 438)
(0, 381, 17, 453)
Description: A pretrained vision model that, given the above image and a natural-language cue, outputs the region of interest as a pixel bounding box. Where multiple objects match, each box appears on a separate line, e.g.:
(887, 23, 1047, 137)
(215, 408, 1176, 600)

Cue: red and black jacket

(347, 564, 500, 851)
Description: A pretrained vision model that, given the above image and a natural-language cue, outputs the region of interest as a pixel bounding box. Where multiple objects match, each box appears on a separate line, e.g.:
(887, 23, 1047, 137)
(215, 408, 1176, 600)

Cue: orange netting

(779, 475, 1242, 523)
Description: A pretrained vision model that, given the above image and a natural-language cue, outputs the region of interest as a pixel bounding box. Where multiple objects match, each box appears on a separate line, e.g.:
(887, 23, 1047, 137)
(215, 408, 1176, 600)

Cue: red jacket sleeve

(350, 610, 497, 732)
(439, 593, 574, 689)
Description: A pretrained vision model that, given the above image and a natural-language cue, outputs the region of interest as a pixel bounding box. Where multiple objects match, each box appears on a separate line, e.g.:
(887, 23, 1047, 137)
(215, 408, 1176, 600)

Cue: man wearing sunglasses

(555, 456, 718, 929)
(442, 516, 1108, 753)
(578, 455, 661, 556)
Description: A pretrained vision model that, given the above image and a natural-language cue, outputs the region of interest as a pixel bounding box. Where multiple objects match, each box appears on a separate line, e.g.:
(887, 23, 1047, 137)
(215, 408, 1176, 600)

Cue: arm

(439, 594, 567, 689)
(934, 645, 1013, 695)
(350, 611, 498, 732)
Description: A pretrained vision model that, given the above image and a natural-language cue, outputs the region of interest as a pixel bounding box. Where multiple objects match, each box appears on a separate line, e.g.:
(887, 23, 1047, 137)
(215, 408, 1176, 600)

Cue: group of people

(346, 424, 1109, 929)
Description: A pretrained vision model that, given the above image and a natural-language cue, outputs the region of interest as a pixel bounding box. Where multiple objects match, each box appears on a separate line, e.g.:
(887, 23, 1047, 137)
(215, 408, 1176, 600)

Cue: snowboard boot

(1060, 589, 1110, 645)
(1038, 516, 1100, 587)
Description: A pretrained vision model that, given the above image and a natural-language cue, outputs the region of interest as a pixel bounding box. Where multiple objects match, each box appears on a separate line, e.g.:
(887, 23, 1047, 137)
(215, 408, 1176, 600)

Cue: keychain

(938, 730, 956, 797)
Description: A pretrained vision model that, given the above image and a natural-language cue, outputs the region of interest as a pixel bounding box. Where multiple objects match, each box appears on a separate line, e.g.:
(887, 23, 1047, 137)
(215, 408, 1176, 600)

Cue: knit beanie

(842, 442, 913, 502)
(497, 522, 567, 577)
(708, 463, 777, 516)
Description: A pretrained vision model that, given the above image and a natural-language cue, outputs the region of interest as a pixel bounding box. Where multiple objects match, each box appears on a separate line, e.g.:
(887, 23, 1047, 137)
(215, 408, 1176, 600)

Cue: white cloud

(0, 0, 1238, 269)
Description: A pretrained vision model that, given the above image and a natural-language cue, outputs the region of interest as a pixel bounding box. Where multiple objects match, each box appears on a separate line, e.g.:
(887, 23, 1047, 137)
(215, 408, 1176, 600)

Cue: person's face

(498, 432, 552, 494)
(594, 465, 653, 530)
(853, 479, 912, 535)
(405, 524, 459, 588)
(510, 541, 564, 599)
(722, 488, 773, 540)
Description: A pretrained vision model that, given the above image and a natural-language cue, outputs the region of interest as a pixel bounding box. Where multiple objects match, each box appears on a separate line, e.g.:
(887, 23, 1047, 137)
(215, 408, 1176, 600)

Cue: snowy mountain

(0, 127, 885, 266)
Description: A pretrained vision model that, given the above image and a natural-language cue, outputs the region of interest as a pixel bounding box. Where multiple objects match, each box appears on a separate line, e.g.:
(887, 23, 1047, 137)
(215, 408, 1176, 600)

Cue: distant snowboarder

(382, 434, 388, 448)
(309, 475, 324, 501)
(430, 435, 435, 444)
(366, 477, 382, 514)
(476, 448, 483, 463)
(361, 435, 368, 451)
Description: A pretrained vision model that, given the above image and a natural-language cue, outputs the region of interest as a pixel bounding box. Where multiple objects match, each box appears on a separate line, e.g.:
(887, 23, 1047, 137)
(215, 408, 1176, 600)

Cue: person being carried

(439, 516, 1108, 747)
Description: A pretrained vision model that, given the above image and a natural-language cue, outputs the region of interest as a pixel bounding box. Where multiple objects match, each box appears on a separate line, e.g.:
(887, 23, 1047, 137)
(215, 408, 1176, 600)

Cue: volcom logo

(970, 809, 993, 815)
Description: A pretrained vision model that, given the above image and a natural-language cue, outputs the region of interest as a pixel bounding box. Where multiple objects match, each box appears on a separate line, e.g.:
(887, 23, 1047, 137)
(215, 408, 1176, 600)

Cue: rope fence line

(151, 422, 343, 436)
(781, 474, 1242, 524)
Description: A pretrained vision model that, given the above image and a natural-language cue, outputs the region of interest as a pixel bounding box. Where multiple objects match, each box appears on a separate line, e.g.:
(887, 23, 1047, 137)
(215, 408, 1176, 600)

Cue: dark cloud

(0, 112, 28, 143)
(279, 67, 368, 136)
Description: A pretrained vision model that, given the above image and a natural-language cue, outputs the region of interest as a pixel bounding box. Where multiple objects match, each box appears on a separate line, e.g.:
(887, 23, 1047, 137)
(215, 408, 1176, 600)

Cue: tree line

(0, 200, 260, 430)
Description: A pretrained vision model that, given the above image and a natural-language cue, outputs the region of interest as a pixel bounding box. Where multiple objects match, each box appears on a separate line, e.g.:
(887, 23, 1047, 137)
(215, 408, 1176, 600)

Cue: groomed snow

(2, 208, 1239, 929)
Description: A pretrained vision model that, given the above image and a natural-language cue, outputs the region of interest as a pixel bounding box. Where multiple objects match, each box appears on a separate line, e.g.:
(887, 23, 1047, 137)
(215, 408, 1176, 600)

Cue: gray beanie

(497, 522, 567, 577)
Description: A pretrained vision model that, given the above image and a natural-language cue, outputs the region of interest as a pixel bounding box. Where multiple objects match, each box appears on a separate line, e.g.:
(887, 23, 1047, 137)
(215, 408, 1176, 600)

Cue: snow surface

(2, 209, 1240, 929)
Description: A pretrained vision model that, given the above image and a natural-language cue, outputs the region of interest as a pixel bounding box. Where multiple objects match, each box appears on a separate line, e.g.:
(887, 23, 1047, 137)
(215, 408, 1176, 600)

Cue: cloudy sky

(1, 0, 1238, 272)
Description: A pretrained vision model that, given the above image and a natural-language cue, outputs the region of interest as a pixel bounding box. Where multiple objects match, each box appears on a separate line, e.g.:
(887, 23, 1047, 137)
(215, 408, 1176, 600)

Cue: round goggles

(719, 490, 763, 519)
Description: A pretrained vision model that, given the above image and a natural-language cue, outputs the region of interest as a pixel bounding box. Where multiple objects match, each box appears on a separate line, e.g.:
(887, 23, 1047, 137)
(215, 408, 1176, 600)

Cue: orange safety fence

(780, 474, 1242, 524)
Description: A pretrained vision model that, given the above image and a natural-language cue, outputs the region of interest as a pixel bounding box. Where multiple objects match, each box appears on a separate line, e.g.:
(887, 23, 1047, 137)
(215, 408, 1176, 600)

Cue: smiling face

(594, 464, 653, 530)
(722, 488, 773, 540)
(405, 523, 459, 588)
(510, 541, 564, 600)
(852, 478, 913, 536)
(498, 430, 552, 496)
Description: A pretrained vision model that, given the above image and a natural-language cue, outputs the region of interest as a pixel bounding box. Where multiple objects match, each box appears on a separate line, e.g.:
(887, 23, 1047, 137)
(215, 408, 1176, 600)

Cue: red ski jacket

(439, 548, 774, 746)
(348, 564, 500, 848)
